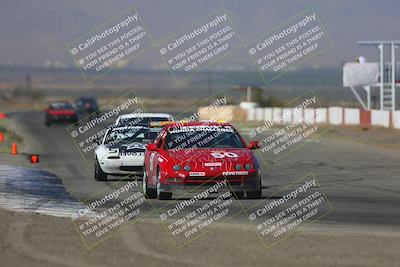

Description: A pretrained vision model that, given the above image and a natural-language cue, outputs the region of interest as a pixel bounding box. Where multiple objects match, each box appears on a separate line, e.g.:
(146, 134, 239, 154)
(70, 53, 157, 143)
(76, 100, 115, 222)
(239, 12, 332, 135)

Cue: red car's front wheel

(246, 179, 262, 199)
(143, 167, 156, 199)
(156, 168, 172, 200)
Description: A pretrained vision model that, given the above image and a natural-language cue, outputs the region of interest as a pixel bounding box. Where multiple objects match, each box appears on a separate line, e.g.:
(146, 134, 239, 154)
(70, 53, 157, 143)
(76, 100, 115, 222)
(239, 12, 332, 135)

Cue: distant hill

(0, 0, 399, 69)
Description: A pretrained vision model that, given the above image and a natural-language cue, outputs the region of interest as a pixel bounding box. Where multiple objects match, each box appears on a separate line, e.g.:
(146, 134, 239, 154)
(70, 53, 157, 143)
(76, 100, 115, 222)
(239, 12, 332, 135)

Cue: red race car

(45, 102, 79, 126)
(143, 121, 262, 200)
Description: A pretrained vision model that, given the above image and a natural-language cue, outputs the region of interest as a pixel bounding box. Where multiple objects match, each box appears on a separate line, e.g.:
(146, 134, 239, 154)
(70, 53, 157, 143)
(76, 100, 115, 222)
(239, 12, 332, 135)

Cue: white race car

(94, 125, 160, 181)
(114, 112, 174, 127)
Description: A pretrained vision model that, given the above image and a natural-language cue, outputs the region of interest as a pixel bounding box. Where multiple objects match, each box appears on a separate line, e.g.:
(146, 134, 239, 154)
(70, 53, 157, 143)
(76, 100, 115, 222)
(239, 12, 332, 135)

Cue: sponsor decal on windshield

(169, 125, 234, 134)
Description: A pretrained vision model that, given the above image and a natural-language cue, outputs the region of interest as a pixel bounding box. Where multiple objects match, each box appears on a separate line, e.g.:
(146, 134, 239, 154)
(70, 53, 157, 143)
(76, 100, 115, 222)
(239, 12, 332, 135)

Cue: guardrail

(246, 107, 400, 129)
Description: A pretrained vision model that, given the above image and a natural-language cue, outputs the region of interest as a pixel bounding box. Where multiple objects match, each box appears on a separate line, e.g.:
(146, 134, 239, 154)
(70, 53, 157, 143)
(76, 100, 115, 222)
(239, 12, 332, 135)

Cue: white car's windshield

(104, 127, 149, 146)
(118, 116, 171, 126)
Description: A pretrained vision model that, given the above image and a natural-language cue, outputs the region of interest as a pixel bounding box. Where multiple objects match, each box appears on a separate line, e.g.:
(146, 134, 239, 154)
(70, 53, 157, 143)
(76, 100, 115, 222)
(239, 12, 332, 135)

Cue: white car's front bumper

(99, 155, 144, 176)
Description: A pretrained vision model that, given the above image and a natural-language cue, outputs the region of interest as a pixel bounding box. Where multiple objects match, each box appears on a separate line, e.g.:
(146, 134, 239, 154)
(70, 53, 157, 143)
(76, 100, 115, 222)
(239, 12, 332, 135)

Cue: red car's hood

(165, 148, 254, 170)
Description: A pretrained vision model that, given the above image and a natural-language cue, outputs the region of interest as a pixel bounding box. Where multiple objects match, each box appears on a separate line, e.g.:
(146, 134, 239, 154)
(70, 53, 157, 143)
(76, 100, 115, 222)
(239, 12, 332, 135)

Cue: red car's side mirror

(248, 140, 261, 150)
(146, 143, 159, 151)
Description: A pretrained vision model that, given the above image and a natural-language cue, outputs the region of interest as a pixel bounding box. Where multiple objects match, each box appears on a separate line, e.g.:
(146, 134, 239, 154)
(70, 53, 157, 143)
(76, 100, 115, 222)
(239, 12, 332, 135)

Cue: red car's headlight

(245, 163, 252, 170)
(173, 164, 181, 171)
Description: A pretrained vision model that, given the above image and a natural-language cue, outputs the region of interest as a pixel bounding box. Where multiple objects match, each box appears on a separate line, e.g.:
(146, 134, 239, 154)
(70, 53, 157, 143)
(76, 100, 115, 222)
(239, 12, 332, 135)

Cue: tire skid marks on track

(0, 164, 89, 217)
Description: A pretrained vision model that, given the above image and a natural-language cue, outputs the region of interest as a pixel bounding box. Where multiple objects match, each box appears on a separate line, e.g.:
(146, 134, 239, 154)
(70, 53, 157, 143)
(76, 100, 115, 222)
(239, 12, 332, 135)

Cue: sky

(0, 0, 399, 70)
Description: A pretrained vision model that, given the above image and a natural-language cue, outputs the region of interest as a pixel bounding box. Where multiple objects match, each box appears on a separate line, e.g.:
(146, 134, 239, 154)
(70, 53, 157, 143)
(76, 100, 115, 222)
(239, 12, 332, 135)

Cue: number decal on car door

(149, 152, 156, 171)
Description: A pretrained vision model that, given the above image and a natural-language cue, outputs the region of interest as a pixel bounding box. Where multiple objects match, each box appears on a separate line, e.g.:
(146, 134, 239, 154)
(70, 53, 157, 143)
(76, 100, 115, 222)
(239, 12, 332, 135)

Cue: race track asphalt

(7, 111, 400, 229)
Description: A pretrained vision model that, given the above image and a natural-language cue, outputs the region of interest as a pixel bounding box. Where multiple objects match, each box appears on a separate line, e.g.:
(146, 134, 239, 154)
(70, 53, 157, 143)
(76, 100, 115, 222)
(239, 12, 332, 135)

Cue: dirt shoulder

(1, 207, 399, 267)
(321, 125, 400, 150)
(236, 121, 400, 151)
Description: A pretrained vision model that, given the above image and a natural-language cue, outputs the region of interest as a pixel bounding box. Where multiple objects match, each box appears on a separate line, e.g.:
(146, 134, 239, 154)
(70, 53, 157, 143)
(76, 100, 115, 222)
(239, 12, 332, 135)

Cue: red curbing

(389, 111, 393, 128)
(327, 108, 330, 124)
(360, 110, 371, 129)
(342, 108, 345, 125)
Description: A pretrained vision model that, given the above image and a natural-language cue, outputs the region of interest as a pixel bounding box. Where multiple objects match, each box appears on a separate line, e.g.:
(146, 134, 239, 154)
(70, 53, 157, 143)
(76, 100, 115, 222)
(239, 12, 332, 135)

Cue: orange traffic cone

(11, 143, 17, 155)
(0, 132, 4, 142)
(30, 154, 40, 163)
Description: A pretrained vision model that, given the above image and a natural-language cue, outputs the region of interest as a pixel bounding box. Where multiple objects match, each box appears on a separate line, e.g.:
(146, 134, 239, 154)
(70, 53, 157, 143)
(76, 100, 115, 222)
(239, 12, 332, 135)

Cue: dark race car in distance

(45, 102, 78, 126)
(74, 96, 100, 118)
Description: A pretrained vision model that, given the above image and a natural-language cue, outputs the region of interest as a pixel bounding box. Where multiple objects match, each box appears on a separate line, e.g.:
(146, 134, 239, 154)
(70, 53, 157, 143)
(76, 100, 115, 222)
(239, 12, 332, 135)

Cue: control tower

(343, 41, 399, 111)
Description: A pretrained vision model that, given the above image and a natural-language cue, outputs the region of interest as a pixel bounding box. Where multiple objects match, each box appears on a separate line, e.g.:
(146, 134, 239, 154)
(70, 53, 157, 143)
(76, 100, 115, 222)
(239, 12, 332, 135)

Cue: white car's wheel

(94, 159, 107, 181)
